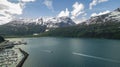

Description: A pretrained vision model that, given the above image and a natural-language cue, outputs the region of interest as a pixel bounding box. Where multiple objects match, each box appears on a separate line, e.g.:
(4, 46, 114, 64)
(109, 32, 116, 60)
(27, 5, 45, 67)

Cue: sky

(0, 0, 120, 24)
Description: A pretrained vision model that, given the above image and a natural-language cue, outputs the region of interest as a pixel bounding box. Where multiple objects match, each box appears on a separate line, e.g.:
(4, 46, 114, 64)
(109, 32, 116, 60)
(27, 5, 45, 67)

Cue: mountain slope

(0, 17, 75, 36)
(0, 36, 4, 43)
(0, 22, 46, 36)
(44, 17, 75, 28)
(84, 8, 120, 25)
(42, 8, 120, 39)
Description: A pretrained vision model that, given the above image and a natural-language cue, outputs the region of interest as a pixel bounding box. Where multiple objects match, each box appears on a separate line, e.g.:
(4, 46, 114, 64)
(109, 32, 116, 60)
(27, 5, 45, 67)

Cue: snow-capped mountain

(7, 16, 75, 28)
(44, 17, 75, 28)
(43, 8, 120, 39)
(6, 18, 37, 26)
(0, 16, 75, 35)
(1, 7, 120, 36)
(84, 8, 120, 25)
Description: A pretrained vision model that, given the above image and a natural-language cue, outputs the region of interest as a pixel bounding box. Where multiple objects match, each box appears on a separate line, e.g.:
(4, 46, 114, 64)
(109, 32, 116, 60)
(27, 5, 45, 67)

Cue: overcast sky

(0, 0, 120, 24)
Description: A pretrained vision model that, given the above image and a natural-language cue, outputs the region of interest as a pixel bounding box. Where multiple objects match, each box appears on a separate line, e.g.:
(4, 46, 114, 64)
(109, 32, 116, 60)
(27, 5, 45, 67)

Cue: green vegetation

(1, 21, 120, 39)
(0, 24, 46, 36)
(0, 36, 5, 43)
(42, 21, 120, 39)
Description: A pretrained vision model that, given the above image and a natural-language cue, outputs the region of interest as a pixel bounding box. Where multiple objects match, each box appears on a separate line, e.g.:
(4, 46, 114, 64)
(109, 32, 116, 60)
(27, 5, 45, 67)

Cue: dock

(16, 48, 29, 67)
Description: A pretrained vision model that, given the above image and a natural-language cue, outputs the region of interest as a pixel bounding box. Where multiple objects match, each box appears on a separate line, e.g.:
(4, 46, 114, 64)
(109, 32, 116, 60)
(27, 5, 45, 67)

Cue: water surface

(9, 37, 120, 67)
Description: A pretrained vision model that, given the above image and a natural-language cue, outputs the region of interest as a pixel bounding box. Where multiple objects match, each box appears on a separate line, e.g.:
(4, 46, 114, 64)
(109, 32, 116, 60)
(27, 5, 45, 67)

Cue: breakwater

(17, 48, 29, 67)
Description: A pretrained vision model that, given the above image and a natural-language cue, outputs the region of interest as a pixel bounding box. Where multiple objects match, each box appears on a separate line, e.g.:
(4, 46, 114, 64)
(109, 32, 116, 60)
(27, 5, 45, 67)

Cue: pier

(16, 48, 29, 67)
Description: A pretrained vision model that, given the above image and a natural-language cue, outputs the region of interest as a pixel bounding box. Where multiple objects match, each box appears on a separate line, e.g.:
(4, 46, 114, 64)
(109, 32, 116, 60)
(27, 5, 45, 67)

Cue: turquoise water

(10, 37, 120, 67)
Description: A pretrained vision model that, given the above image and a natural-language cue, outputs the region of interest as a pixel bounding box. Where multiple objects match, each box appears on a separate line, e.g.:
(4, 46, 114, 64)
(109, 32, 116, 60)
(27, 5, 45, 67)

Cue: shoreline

(17, 48, 29, 67)
(4, 34, 120, 40)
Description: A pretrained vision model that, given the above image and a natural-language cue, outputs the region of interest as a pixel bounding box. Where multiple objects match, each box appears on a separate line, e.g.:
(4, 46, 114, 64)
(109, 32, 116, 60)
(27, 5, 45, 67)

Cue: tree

(0, 36, 4, 43)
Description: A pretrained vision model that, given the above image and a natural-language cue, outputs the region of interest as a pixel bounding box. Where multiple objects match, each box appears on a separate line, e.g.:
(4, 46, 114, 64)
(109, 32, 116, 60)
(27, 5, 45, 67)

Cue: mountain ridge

(82, 8, 120, 25)
(41, 7, 120, 39)
(0, 17, 75, 36)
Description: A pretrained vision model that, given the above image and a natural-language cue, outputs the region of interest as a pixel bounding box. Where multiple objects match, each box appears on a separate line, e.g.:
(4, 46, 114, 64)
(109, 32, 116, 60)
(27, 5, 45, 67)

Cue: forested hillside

(0, 36, 4, 43)
(43, 21, 120, 39)
(42, 8, 120, 39)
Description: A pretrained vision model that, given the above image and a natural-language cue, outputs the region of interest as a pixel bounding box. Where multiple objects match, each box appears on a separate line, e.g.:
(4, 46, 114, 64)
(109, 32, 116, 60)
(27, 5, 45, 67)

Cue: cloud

(58, 8, 70, 17)
(71, 2, 85, 19)
(43, 0, 53, 11)
(21, 0, 35, 2)
(98, 0, 108, 3)
(91, 13, 98, 17)
(0, 0, 35, 24)
(57, 2, 87, 24)
(70, 2, 87, 24)
(89, 0, 109, 9)
(73, 17, 87, 24)
(91, 10, 110, 17)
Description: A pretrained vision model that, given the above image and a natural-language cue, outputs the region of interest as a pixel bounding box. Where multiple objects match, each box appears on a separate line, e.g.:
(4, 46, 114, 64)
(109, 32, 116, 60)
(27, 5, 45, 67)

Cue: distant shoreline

(4, 35, 120, 40)
(4, 35, 45, 38)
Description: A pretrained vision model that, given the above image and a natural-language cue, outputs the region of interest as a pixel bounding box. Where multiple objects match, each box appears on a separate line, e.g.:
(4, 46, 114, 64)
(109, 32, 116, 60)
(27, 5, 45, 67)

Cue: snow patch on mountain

(84, 8, 120, 25)
(6, 16, 76, 28)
